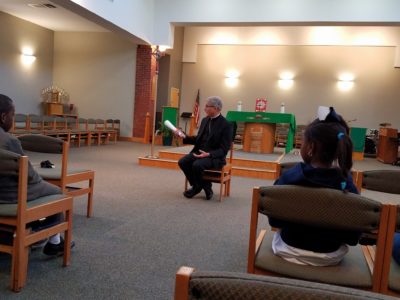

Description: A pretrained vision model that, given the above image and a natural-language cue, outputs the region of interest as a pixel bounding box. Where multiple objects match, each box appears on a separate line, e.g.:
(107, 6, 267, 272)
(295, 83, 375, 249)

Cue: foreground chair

(357, 170, 400, 295)
(18, 135, 95, 217)
(0, 149, 73, 292)
(184, 143, 234, 202)
(378, 205, 400, 296)
(174, 266, 396, 300)
(248, 185, 390, 292)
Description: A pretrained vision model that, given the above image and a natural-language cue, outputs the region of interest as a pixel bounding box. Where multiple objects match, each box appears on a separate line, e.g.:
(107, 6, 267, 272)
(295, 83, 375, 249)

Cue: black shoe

(43, 237, 75, 256)
(183, 187, 202, 198)
(40, 160, 55, 168)
(204, 187, 213, 200)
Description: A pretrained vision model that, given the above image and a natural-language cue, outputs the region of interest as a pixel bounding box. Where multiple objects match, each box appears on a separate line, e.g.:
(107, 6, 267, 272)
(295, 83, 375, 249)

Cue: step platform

(138, 145, 302, 180)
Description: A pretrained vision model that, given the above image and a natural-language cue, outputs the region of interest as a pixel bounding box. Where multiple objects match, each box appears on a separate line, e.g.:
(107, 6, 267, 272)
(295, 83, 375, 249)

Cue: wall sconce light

(225, 69, 240, 88)
(21, 47, 36, 66)
(278, 71, 294, 90)
(337, 73, 354, 91)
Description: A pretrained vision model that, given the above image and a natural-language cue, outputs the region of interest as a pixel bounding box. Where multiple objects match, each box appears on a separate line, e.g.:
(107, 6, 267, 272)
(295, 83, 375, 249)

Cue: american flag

(193, 89, 200, 128)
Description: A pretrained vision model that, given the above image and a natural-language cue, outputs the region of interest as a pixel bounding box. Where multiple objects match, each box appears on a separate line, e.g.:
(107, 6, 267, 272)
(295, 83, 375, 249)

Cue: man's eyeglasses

(205, 105, 215, 108)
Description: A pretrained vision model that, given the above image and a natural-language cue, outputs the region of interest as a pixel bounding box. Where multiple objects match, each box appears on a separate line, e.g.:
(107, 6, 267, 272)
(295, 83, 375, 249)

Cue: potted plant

(157, 122, 173, 146)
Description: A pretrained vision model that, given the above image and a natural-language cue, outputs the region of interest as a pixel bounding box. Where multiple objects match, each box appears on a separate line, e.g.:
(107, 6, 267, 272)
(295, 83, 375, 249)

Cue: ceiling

(0, 0, 108, 32)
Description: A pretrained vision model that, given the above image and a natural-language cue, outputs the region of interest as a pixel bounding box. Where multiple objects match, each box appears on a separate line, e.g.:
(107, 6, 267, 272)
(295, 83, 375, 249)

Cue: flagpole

(146, 45, 164, 159)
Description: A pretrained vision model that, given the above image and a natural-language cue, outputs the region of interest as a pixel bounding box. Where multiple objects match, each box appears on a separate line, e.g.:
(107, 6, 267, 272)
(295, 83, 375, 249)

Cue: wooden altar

(226, 111, 296, 153)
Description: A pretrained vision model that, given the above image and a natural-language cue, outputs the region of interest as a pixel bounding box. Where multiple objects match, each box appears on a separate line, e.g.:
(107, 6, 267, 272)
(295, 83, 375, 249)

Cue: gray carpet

(0, 142, 398, 299)
(0, 142, 272, 299)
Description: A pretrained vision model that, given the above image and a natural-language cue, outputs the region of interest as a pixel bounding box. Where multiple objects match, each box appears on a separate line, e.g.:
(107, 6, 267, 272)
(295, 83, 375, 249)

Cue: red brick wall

(133, 45, 156, 138)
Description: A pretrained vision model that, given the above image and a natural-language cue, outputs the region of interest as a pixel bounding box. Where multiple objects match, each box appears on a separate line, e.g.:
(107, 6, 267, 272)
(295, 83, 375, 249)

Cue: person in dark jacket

(177, 96, 232, 200)
(271, 106, 358, 266)
(0, 94, 72, 255)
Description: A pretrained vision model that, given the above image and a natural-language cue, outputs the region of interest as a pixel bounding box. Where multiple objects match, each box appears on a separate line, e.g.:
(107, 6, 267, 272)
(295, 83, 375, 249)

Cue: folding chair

(0, 149, 73, 292)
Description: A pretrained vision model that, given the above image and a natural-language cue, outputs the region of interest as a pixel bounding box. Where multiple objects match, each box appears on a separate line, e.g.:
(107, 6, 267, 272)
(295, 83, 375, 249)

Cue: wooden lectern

(377, 128, 398, 164)
(243, 123, 276, 154)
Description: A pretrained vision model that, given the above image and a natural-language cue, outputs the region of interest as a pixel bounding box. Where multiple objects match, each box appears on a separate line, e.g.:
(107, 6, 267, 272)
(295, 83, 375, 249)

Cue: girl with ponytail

(269, 106, 359, 266)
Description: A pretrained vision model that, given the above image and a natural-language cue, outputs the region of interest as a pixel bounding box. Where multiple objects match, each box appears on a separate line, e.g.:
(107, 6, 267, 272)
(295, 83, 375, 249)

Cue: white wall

(69, 0, 154, 43)
(53, 32, 136, 137)
(180, 44, 400, 130)
(183, 26, 400, 62)
(0, 12, 53, 113)
(153, 0, 400, 46)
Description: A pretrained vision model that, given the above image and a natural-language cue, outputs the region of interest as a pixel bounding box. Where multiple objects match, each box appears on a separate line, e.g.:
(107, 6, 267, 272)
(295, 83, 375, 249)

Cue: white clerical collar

(210, 113, 221, 119)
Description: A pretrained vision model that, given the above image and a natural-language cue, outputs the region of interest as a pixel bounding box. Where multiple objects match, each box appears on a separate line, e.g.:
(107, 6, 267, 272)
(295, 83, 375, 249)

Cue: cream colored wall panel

(180, 45, 400, 130)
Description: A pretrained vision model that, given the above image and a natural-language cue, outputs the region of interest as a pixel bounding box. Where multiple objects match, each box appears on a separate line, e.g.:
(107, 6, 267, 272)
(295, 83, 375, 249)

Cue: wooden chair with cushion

(113, 119, 120, 139)
(44, 116, 70, 143)
(184, 143, 234, 202)
(0, 149, 73, 292)
(356, 170, 400, 295)
(66, 117, 81, 147)
(94, 119, 109, 144)
(18, 134, 95, 217)
(275, 124, 289, 147)
(76, 118, 91, 147)
(174, 266, 397, 300)
(11, 113, 29, 136)
(378, 205, 400, 296)
(105, 119, 118, 143)
(184, 122, 236, 202)
(247, 185, 391, 292)
(360, 170, 400, 200)
(41, 115, 56, 132)
(87, 118, 103, 146)
(294, 125, 306, 148)
(27, 114, 44, 134)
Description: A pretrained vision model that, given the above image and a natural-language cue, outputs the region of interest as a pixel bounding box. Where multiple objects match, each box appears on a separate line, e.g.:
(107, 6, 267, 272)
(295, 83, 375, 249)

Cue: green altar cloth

(350, 127, 367, 152)
(226, 111, 296, 153)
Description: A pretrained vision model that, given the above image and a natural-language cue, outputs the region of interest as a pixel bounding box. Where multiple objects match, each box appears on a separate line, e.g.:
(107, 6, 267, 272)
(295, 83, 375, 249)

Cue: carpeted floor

(0, 142, 398, 299)
(0, 142, 272, 299)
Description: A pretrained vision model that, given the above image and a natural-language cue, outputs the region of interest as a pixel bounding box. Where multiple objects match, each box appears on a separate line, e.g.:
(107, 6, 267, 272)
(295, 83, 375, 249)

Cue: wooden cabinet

(377, 128, 398, 164)
(45, 102, 63, 115)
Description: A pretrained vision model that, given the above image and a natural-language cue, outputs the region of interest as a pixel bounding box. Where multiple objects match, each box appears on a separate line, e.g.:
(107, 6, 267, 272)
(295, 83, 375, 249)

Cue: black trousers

(178, 153, 214, 190)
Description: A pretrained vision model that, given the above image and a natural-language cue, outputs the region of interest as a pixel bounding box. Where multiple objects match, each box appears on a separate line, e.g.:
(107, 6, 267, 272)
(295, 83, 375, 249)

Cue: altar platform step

(232, 166, 277, 180)
(138, 157, 180, 170)
(138, 145, 284, 179)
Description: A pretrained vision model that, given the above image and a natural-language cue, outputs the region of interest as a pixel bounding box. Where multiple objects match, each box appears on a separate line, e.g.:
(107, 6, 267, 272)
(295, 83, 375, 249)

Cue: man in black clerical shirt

(177, 96, 233, 200)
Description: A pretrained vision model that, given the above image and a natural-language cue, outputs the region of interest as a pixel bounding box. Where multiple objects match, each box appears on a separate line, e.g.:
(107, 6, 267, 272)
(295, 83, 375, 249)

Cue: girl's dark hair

(304, 116, 353, 179)
(0, 94, 14, 114)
